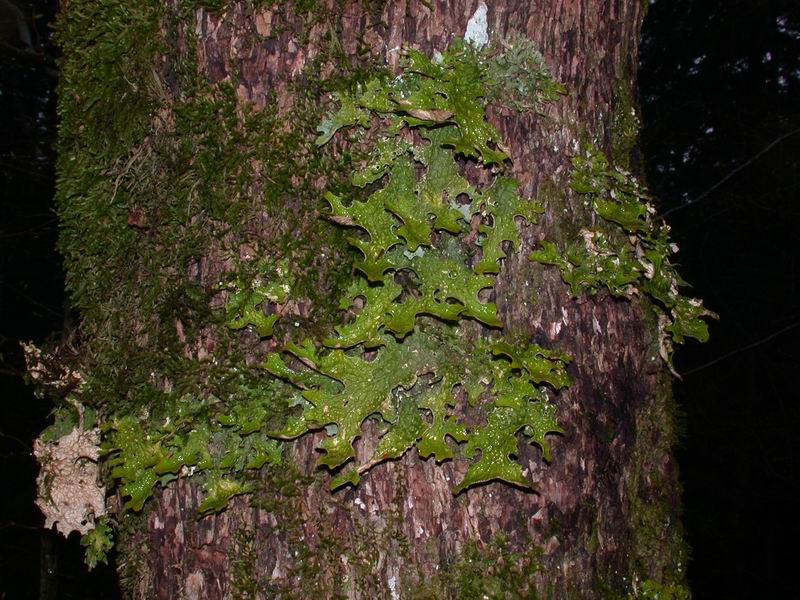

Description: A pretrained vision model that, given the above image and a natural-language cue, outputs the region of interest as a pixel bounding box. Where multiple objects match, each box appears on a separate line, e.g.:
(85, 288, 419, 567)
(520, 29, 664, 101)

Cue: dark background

(1, 0, 797, 597)
(639, 1, 799, 597)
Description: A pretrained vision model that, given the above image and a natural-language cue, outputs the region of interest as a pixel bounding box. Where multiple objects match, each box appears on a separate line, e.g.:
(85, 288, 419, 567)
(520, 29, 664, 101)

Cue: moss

(610, 76, 641, 169)
(409, 533, 542, 599)
(597, 578, 690, 600)
(228, 526, 260, 600)
(114, 509, 152, 593)
(248, 466, 398, 599)
(586, 367, 689, 599)
(53, 0, 370, 539)
(55, 0, 161, 317)
(623, 372, 689, 589)
(56, 0, 361, 413)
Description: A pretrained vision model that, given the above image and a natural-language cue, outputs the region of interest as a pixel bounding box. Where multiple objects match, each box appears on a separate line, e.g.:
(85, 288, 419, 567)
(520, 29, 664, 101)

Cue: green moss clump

(408, 534, 541, 599)
(633, 580, 691, 599)
(51, 0, 362, 554)
(228, 527, 260, 600)
(55, 0, 161, 317)
(618, 371, 690, 598)
(599, 576, 691, 600)
(610, 78, 641, 169)
(442, 536, 541, 599)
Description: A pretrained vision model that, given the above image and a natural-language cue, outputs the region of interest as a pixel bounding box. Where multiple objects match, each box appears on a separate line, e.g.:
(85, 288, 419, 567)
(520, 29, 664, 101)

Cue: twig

(681, 320, 800, 377)
(661, 127, 800, 219)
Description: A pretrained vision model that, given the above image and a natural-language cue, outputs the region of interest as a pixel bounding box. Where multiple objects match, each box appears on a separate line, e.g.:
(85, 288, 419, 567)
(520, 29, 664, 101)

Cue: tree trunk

(54, 0, 688, 598)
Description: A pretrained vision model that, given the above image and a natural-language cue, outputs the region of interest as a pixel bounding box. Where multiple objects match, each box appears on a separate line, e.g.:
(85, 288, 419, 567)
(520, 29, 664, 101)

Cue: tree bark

(57, 0, 687, 598)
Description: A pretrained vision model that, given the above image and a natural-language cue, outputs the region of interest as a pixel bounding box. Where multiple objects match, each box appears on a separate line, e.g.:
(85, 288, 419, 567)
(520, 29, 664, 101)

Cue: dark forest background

(1, 1, 797, 598)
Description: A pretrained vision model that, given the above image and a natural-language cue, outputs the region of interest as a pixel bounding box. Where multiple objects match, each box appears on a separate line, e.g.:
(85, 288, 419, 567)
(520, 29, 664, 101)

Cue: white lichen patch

(549, 320, 562, 337)
(34, 425, 106, 536)
(388, 575, 399, 600)
(464, 1, 489, 48)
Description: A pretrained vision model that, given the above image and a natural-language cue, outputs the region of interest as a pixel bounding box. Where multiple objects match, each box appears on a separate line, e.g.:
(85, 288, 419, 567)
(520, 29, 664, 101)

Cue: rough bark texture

(100, 1, 683, 598)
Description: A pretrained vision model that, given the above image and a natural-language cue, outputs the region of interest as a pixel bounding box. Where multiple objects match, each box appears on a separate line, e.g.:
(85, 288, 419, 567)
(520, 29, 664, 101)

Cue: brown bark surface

(127, 1, 683, 598)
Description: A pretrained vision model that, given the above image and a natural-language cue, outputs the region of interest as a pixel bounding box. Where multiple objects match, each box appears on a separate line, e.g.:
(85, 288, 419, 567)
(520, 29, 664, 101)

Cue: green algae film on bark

(53, 0, 688, 598)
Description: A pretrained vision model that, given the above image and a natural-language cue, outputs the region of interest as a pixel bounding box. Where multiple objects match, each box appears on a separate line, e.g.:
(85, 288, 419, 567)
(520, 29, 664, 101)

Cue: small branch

(0, 282, 63, 318)
(661, 127, 800, 219)
(0, 219, 58, 240)
(0, 160, 54, 182)
(0, 430, 30, 450)
(0, 366, 24, 377)
(681, 320, 800, 377)
(0, 520, 42, 531)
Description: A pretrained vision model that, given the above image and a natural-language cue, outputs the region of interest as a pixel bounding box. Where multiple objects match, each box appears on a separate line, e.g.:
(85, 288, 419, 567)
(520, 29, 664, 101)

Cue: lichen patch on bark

(35, 426, 105, 536)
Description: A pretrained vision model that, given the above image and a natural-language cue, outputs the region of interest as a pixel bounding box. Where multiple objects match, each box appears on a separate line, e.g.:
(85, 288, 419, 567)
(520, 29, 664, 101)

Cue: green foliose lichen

(265, 38, 567, 493)
(219, 258, 293, 338)
(530, 147, 716, 371)
(80, 516, 115, 570)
